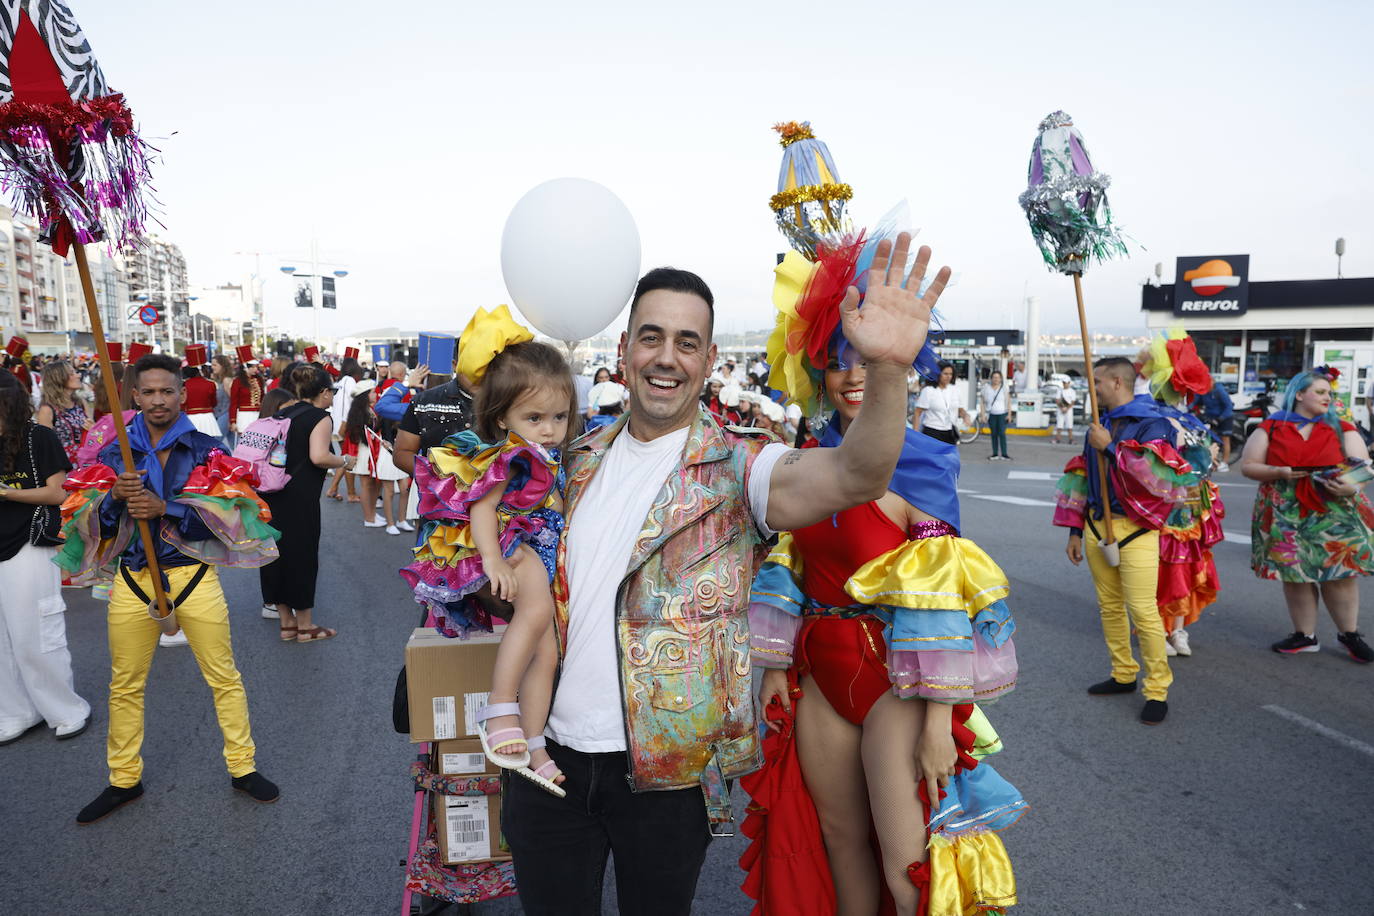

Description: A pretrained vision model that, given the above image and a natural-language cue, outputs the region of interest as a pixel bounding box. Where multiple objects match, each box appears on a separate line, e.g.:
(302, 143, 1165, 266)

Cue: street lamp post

(279, 237, 349, 347)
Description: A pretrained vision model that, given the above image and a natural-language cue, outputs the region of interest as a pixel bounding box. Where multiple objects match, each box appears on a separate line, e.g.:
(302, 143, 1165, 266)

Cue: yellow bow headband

(457, 305, 534, 385)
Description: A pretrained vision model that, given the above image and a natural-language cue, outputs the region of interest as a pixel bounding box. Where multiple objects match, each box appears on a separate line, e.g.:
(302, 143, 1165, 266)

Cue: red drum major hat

(343, 346, 359, 361)
(104, 341, 123, 362)
(5, 336, 27, 358)
(235, 345, 259, 366)
(303, 345, 320, 362)
(126, 342, 153, 363)
(184, 343, 208, 368)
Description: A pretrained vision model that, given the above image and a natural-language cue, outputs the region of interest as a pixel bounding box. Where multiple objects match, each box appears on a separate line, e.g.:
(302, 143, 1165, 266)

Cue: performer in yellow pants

(1083, 519, 1173, 703)
(106, 564, 256, 787)
(1055, 358, 1199, 725)
(61, 355, 282, 824)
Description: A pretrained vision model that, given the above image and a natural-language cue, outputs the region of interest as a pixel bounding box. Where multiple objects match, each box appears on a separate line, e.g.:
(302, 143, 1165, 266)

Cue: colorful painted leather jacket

(554, 407, 773, 830)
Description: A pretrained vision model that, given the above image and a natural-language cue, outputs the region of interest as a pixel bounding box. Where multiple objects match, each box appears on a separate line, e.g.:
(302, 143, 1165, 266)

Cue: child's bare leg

(359, 477, 378, 522)
(381, 480, 397, 526)
(486, 546, 555, 755)
(522, 624, 564, 785)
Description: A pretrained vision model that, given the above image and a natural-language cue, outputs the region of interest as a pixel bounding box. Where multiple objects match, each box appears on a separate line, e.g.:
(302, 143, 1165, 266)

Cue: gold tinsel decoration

(769, 182, 854, 212)
(772, 121, 815, 148)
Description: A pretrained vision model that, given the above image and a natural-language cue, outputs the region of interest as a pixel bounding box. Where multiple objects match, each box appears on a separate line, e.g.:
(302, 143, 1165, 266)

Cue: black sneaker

(1140, 700, 1168, 725)
(77, 782, 144, 825)
(232, 771, 280, 803)
(1337, 631, 1374, 664)
(1272, 632, 1319, 654)
(1087, 678, 1137, 695)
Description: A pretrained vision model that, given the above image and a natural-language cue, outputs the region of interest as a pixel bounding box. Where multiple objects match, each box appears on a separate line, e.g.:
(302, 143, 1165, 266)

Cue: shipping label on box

(435, 738, 493, 776)
(443, 796, 491, 863)
(432, 695, 457, 740)
(463, 691, 490, 738)
(434, 792, 510, 864)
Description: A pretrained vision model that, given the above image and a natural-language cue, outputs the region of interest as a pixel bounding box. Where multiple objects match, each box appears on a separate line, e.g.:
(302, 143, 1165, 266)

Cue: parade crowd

(1, 252, 1370, 915)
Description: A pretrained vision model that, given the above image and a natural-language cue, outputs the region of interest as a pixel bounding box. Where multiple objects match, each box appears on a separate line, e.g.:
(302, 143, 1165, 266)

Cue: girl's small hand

(916, 730, 958, 810)
(486, 559, 519, 602)
(759, 668, 790, 731)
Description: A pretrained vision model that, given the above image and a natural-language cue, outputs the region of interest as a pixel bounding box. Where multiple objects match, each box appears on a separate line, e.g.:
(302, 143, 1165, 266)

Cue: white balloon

(500, 178, 642, 342)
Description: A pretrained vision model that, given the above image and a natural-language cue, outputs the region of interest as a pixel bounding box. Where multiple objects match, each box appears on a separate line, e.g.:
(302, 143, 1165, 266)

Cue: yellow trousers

(1084, 518, 1173, 702)
(107, 564, 256, 787)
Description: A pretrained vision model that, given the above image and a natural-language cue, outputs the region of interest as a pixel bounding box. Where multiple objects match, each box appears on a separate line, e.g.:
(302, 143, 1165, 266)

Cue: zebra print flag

(0, 1, 152, 255)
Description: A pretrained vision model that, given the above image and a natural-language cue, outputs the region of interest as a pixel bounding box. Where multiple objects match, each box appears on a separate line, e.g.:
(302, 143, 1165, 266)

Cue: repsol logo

(1178, 299, 1242, 312)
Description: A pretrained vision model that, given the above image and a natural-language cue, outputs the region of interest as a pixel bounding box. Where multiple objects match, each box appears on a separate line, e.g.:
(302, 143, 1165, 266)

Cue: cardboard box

(433, 791, 510, 864)
(404, 627, 504, 744)
(417, 332, 456, 371)
(433, 738, 495, 777)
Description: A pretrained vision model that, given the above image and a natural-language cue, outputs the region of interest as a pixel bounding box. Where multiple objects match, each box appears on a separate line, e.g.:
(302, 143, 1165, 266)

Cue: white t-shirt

(915, 385, 960, 430)
(331, 374, 357, 433)
(1057, 386, 1077, 415)
(980, 383, 1009, 415)
(545, 428, 787, 752)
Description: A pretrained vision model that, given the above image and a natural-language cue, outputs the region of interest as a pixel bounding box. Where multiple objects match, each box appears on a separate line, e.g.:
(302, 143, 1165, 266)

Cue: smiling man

(501, 234, 950, 915)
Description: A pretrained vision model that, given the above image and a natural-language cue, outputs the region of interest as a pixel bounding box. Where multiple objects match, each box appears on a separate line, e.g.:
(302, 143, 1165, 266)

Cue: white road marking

(1006, 471, 1057, 481)
(969, 494, 1057, 507)
(1262, 705, 1374, 760)
(1223, 530, 1252, 545)
(957, 488, 979, 494)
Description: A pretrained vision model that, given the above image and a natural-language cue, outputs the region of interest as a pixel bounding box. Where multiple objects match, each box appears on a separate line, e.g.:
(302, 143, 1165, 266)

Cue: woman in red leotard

(742, 228, 1025, 916)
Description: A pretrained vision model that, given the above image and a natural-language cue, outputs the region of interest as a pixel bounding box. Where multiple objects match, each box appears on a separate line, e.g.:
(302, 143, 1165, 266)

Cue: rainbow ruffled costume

(1055, 331, 1225, 632)
(56, 444, 279, 584)
(399, 430, 563, 637)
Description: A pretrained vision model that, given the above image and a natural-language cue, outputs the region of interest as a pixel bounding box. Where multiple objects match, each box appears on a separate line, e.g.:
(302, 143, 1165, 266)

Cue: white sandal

(517, 735, 566, 798)
(474, 702, 530, 769)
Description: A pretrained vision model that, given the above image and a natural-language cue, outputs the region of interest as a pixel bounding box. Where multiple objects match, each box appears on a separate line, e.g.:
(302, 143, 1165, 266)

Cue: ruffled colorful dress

(1251, 417, 1374, 583)
(1053, 407, 1220, 632)
(399, 430, 564, 637)
(742, 419, 1025, 916)
(56, 444, 280, 584)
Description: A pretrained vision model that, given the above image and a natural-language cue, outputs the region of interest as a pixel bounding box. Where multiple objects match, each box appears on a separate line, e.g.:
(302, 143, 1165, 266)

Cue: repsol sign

(1173, 254, 1250, 317)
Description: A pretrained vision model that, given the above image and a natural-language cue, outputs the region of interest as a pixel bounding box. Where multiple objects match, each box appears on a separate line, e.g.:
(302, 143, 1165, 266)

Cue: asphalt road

(5, 437, 1372, 915)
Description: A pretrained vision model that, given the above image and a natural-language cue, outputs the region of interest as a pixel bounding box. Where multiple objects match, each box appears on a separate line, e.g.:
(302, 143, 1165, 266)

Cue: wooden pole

(1072, 271, 1116, 546)
(72, 243, 174, 625)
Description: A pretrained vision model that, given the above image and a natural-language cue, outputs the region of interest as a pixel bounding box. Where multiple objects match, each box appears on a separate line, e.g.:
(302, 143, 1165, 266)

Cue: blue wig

(1280, 370, 1344, 438)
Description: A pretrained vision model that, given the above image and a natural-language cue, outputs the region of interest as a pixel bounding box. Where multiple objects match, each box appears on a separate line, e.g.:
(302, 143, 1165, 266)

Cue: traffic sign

(138, 305, 158, 326)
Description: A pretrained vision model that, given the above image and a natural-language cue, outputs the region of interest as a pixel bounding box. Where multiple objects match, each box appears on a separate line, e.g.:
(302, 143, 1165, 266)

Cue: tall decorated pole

(0, 3, 169, 620)
(1019, 110, 1129, 562)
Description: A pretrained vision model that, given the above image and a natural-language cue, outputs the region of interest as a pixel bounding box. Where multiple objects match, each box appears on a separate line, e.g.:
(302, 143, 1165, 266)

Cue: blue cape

(819, 412, 961, 531)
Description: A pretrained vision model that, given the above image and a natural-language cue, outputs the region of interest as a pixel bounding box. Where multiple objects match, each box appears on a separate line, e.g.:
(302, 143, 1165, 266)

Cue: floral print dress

(1251, 418, 1374, 583)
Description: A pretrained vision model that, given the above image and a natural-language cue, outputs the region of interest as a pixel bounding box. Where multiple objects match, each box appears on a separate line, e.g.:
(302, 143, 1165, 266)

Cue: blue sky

(79, 0, 1373, 339)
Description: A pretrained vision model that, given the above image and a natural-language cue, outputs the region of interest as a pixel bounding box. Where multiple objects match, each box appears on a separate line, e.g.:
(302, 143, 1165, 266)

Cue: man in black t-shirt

(390, 364, 475, 477)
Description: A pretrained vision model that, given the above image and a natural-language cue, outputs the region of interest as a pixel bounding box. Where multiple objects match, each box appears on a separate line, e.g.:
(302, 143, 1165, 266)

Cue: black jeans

(502, 739, 712, 916)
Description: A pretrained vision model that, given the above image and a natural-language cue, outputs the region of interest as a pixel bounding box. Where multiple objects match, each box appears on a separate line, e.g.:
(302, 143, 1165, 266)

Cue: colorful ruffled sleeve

(55, 464, 133, 585)
(844, 535, 1017, 704)
(169, 450, 280, 568)
(1052, 454, 1088, 529)
(1111, 438, 1197, 530)
(414, 430, 557, 522)
(747, 534, 806, 668)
